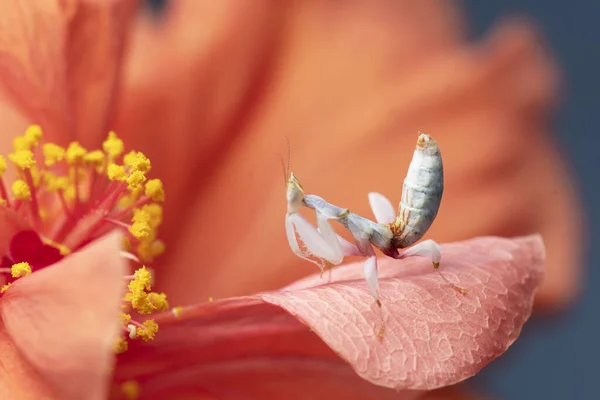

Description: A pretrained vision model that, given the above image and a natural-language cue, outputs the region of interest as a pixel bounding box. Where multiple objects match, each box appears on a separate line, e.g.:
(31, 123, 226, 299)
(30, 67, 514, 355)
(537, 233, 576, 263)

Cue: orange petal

(116, 2, 580, 312)
(116, 297, 417, 400)
(0, 0, 137, 150)
(0, 233, 127, 400)
(114, 0, 460, 296)
(66, 0, 139, 148)
(114, 235, 542, 398)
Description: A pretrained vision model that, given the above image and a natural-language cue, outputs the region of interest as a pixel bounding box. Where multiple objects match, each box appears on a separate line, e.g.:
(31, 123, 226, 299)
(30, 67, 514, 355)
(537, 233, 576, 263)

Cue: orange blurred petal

(0, 233, 127, 400)
(115, 0, 460, 297)
(0, 0, 137, 150)
(116, 2, 581, 311)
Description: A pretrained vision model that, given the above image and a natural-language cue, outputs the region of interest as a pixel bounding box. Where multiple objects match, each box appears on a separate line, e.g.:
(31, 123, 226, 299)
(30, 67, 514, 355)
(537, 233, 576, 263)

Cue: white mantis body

(285, 133, 466, 307)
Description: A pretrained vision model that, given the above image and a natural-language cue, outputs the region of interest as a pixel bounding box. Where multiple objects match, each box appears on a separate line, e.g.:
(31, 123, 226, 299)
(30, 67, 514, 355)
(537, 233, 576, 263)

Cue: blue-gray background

(147, 1, 597, 398)
(463, 1, 598, 399)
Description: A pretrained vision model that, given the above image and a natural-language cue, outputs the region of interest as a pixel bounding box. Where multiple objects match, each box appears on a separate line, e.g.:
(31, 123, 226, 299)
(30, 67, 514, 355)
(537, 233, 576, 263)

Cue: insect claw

(435, 269, 468, 295)
(376, 324, 385, 340)
(456, 287, 469, 295)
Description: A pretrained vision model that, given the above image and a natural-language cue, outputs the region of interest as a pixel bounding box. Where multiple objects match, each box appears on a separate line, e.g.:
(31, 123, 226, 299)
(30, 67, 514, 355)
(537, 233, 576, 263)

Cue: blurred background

(461, 2, 598, 399)
(142, 1, 597, 399)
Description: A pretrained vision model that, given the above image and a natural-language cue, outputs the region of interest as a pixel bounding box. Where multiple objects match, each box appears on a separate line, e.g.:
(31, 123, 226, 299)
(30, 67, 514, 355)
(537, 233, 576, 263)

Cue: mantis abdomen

(389, 134, 443, 248)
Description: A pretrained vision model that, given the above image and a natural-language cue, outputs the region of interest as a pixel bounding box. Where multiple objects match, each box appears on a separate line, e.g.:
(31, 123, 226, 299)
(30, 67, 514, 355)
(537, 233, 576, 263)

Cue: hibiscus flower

(0, 0, 580, 400)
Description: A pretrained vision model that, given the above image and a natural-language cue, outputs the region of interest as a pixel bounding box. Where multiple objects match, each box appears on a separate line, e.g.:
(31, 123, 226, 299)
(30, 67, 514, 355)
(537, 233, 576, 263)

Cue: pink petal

(1, 233, 127, 400)
(267, 235, 545, 389)
(116, 235, 543, 397)
(0, 330, 55, 399)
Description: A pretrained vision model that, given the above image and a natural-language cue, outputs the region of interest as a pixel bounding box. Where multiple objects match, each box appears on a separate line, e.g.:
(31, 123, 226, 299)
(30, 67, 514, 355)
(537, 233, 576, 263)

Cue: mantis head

(286, 172, 304, 213)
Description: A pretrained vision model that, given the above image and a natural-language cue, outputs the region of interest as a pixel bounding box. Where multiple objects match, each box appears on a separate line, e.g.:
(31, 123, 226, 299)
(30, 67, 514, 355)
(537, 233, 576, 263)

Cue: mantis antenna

(279, 136, 292, 186)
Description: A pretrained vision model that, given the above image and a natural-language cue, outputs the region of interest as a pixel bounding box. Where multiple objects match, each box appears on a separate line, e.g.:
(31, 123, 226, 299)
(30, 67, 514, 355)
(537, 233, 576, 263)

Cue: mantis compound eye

(286, 173, 304, 213)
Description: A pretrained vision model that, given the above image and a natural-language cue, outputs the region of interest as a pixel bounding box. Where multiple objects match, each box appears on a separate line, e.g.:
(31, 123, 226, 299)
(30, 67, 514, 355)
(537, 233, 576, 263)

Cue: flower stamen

(0, 126, 170, 352)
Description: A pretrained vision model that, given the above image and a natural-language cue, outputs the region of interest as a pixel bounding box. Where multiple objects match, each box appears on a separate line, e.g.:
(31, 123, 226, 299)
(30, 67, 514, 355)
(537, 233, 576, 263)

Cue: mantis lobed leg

(397, 239, 442, 266)
(351, 237, 382, 307)
(368, 192, 396, 224)
(335, 234, 362, 257)
(364, 254, 381, 307)
(285, 212, 345, 275)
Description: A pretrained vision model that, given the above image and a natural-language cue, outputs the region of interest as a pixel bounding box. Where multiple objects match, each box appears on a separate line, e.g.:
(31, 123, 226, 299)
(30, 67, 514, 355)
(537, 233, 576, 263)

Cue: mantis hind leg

(387, 240, 468, 295)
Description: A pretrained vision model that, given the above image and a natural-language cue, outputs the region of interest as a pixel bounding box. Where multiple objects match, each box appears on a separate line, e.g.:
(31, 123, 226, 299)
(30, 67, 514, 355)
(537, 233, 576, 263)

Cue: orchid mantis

(285, 133, 466, 307)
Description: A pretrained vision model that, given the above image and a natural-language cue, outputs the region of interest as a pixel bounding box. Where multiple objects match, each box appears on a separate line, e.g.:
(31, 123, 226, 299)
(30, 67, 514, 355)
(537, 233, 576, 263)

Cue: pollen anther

(12, 180, 31, 200)
(0, 127, 170, 352)
(11, 262, 32, 278)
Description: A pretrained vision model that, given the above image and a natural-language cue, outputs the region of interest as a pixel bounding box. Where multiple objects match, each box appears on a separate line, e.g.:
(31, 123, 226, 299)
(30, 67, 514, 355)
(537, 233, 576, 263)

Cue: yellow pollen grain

(124, 151, 151, 173)
(43, 143, 66, 166)
(125, 266, 157, 314)
(137, 239, 165, 263)
(120, 312, 132, 326)
(13, 136, 29, 151)
(24, 125, 43, 147)
(8, 150, 36, 170)
(0, 155, 7, 176)
(102, 131, 124, 158)
(132, 293, 155, 315)
(113, 336, 128, 354)
(65, 142, 87, 164)
(84, 150, 105, 172)
(120, 380, 141, 400)
(130, 210, 152, 240)
(107, 163, 127, 181)
(138, 320, 158, 341)
(144, 179, 164, 202)
(124, 290, 137, 304)
(42, 171, 69, 192)
(118, 194, 135, 209)
(11, 262, 31, 278)
(12, 180, 31, 200)
(123, 151, 136, 167)
(133, 266, 152, 291)
(208, 296, 214, 303)
(126, 170, 146, 190)
(141, 204, 162, 228)
(148, 292, 169, 311)
(1, 283, 11, 293)
(125, 286, 156, 314)
(130, 220, 151, 240)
